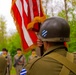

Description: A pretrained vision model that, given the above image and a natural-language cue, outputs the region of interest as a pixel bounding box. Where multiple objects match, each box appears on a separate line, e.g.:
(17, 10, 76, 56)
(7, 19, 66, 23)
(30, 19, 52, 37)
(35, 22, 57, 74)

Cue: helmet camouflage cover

(38, 17, 70, 42)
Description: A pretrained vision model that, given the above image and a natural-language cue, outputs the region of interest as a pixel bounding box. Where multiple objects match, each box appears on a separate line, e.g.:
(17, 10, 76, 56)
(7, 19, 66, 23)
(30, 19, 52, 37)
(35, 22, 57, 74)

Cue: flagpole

(40, 44, 44, 56)
(37, 23, 44, 56)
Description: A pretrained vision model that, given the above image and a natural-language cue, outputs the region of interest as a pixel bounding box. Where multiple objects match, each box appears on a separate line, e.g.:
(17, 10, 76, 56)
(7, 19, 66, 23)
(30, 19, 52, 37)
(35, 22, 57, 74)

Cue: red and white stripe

(11, 0, 44, 52)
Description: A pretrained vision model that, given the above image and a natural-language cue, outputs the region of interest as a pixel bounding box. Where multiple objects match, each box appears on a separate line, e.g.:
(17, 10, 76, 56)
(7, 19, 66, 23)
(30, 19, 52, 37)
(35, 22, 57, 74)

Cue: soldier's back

(26, 46, 76, 75)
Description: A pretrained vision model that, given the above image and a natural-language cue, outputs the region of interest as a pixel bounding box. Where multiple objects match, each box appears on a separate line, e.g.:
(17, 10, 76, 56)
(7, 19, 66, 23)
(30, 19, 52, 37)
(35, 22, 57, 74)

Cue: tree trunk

(64, 0, 68, 22)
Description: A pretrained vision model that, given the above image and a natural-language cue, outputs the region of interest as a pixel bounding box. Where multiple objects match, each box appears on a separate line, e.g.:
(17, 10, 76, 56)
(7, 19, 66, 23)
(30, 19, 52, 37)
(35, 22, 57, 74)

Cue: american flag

(11, 0, 46, 52)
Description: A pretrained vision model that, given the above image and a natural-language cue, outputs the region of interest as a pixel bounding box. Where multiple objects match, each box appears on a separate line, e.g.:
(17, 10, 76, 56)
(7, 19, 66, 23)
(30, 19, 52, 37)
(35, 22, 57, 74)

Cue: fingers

(37, 39, 43, 47)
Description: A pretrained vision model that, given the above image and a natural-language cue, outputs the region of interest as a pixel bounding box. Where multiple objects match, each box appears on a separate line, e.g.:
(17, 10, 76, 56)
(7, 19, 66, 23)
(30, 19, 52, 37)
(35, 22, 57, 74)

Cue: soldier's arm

(9, 55, 12, 70)
(23, 55, 26, 66)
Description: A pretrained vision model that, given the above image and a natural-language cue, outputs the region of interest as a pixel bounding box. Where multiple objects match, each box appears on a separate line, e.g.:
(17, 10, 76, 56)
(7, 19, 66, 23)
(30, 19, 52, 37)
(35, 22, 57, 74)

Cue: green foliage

(72, 0, 76, 6)
(58, 9, 76, 52)
(0, 16, 7, 50)
(58, 10, 66, 19)
(25, 51, 31, 62)
(0, 15, 31, 60)
(7, 32, 22, 59)
(68, 20, 76, 52)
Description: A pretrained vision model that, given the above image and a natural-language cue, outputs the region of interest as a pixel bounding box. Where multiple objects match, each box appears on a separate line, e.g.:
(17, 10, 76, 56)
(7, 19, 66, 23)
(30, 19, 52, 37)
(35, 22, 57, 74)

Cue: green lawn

(10, 67, 16, 75)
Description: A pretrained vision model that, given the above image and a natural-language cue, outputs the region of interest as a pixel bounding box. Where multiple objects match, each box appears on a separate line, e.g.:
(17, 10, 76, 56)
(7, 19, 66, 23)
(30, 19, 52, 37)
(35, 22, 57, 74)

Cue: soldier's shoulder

(0, 55, 7, 62)
(14, 54, 17, 58)
(25, 57, 40, 71)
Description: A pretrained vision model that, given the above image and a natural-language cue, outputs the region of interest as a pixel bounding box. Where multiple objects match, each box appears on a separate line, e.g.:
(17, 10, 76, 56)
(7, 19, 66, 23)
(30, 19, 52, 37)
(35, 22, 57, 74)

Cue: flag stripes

(11, 0, 46, 52)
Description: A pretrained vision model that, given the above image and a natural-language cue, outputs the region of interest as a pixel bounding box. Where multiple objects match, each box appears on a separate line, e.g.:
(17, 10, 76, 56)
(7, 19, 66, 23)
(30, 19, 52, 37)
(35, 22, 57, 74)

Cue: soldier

(2, 48, 12, 75)
(0, 55, 7, 75)
(14, 48, 26, 75)
(25, 17, 76, 75)
(28, 49, 38, 62)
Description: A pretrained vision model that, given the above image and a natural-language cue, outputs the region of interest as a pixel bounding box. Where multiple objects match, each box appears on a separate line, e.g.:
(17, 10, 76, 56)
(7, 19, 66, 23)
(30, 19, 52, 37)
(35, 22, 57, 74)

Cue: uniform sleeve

(9, 55, 12, 70)
(8, 55, 12, 70)
(13, 55, 16, 66)
(23, 55, 27, 66)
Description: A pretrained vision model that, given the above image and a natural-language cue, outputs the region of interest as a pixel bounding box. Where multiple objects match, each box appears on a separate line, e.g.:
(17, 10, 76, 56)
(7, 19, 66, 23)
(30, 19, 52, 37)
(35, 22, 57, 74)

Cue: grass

(10, 66, 16, 75)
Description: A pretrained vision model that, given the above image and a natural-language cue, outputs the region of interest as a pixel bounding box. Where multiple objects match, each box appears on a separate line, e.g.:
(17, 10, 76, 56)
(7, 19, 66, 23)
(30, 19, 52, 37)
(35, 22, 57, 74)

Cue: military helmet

(38, 17, 70, 42)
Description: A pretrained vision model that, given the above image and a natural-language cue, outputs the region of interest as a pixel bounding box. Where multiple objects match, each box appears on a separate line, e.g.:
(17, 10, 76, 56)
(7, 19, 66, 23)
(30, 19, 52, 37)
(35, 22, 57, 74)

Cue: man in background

(14, 48, 26, 75)
(2, 48, 12, 75)
(28, 49, 38, 62)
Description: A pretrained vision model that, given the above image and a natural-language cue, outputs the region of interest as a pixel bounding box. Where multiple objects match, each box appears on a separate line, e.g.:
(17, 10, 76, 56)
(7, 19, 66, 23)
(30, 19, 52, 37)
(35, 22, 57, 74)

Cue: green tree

(58, 4, 76, 52)
(7, 31, 21, 58)
(68, 20, 76, 52)
(0, 16, 7, 50)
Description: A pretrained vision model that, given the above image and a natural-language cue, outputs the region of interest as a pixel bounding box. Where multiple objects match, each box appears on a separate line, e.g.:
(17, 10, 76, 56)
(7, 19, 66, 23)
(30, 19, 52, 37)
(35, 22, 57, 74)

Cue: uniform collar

(42, 45, 65, 56)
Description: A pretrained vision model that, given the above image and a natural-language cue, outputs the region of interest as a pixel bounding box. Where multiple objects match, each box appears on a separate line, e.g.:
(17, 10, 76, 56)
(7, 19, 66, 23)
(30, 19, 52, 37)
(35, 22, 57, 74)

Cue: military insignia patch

(20, 68, 27, 75)
(42, 30, 47, 37)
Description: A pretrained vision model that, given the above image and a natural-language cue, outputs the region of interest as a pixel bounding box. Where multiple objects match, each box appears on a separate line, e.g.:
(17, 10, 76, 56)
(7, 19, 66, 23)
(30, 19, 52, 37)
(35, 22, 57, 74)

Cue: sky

(0, 0, 16, 33)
